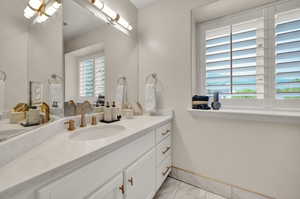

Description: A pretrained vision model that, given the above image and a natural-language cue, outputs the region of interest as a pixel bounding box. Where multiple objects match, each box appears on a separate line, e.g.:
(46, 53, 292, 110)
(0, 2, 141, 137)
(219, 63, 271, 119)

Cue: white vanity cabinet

(36, 121, 171, 199)
(87, 173, 124, 199)
(155, 123, 172, 191)
(124, 149, 156, 199)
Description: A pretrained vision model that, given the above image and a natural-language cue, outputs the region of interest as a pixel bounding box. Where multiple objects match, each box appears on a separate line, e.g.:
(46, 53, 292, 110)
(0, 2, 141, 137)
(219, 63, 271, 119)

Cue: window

(197, 1, 300, 110)
(79, 55, 105, 97)
(275, 9, 300, 99)
(205, 19, 264, 99)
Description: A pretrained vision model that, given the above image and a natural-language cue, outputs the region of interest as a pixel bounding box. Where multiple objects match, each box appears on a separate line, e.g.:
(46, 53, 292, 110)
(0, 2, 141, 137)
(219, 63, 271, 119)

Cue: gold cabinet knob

(119, 184, 125, 194)
(91, 116, 97, 125)
(162, 146, 171, 154)
(161, 130, 170, 136)
(128, 177, 134, 186)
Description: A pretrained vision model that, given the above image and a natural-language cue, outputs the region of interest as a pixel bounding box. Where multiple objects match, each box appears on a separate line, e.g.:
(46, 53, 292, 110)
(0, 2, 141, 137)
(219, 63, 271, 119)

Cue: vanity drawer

(156, 135, 171, 165)
(156, 123, 171, 144)
(156, 155, 172, 190)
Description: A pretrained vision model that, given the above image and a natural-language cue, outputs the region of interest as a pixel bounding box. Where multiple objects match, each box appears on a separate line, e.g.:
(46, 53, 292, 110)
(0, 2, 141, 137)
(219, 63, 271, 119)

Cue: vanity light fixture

(90, 0, 133, 34)
(24, 0, 62, 24)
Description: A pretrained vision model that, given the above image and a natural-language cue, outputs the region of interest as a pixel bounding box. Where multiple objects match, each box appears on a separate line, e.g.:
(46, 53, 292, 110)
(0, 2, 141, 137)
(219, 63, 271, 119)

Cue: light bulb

(92, 0, 104, 9)
(117, 16, 133, 31)
(28, 0, 42, 10)
(45, 6, 57, 16)
(24, 6, 36, 19)
(118, 17, 129, 28)
(92, 11, 110, 23)
(34, 14, 49, 23)
(102, 4, 117, 19)
(128, 25, 133, 31)
(114, 23, 129, 35)
(52, 1, 61, 9)
(45, 1, 61, 16)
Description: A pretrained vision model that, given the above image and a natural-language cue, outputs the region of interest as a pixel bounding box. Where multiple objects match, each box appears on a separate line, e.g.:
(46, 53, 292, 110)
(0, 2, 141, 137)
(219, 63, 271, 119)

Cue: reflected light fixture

(24, 0, 62, 24)
(90, 0, 133, 34)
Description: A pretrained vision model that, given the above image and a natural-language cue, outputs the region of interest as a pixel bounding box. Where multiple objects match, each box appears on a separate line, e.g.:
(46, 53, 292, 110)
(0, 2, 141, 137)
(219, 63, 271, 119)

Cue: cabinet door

(124, 149, 156, 199)
(87, 173, 124, 199)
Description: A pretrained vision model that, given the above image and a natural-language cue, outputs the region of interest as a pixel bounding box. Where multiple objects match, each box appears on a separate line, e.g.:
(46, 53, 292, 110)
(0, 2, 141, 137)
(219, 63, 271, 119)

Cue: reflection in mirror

(27, 1, 64, 115)
(0, 0, 29, 117)
(63, 0, 138, 116)
(0, 0, 63, 142)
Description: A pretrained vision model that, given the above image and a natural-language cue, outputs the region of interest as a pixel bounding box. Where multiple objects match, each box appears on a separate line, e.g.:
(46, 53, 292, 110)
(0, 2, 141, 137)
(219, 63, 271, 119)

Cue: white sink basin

(70, 125, 126, 141)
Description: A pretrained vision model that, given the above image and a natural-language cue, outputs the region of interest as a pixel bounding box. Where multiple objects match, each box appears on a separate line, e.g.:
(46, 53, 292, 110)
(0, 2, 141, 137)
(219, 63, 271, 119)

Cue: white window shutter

(79, 56, 105, 98)
(275, 8, 300, 99)
(94, 56, 105, 96)
(205, 18, 264, 99)
(80, 58, 94, 97)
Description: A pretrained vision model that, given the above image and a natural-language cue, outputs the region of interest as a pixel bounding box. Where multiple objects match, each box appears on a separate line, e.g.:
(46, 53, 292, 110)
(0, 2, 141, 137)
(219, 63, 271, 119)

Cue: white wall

(64, 0, 138, 104)
(138, 0, 300, 199)
(65, 53, 79, 102)
(0, 0, 29, 111)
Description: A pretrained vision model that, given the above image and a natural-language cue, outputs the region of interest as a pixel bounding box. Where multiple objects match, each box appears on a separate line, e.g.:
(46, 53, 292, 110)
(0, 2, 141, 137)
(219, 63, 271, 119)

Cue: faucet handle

(65, 120, 76, 131)
(91, 116, 97, 125)
(80, 112, 87, 128)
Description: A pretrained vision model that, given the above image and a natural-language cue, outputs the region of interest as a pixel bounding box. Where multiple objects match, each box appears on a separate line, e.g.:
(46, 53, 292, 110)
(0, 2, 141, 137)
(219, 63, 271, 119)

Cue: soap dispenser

(104, 102, 112, 122)
(111, 101, 118, 121)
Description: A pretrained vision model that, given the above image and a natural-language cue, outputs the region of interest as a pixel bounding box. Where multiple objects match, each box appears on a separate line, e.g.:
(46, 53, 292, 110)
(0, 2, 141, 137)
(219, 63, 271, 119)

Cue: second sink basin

(70, 125, 126, 141)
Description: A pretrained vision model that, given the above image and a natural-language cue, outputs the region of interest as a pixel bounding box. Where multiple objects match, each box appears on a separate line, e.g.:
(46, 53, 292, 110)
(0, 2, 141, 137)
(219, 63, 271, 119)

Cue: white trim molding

(188, 108, 300, 124)
(171, 166, 275, 199)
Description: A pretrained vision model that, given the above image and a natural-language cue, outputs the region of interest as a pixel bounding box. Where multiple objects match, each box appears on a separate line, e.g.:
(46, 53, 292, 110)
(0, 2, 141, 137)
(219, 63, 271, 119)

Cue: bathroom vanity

(0, 0, 163, 198)
(0, 115, 172, 199)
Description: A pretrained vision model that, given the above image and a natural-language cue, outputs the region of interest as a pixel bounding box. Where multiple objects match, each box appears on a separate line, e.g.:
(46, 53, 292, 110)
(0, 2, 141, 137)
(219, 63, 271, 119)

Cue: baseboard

(170, 166, 275, 199)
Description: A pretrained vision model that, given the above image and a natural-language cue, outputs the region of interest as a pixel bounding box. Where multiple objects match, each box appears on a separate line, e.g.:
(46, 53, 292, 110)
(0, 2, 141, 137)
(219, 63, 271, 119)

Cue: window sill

(187, 108, 300, 124)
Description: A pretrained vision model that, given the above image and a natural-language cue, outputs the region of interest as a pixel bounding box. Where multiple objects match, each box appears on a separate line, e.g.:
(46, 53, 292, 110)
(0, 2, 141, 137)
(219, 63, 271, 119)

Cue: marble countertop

(0, 115, 172, 195)
(0, 117, 57, 142)
(0, 119, 35, 142)
(0, 119, 25, 131)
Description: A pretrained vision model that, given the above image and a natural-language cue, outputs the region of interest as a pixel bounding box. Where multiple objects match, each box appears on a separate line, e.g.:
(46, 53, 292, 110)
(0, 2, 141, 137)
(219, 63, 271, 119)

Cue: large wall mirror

(63, 0, 138, 108)
(0, 0, 30, 116)
(0, 0, 63, 118)
(0, 0, 63, 141)
(0, 0, 138, 142)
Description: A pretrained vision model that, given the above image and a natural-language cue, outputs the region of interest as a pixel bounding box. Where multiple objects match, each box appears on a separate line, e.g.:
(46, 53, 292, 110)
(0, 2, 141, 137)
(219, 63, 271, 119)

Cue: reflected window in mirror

(79, 55, 105, 99)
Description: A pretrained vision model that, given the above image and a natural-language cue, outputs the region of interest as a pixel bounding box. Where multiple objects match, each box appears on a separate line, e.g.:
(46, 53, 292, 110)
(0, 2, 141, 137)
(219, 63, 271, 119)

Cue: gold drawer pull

(161, 130, 170, 136)
(119, 184, 125, 194)
(128, 177, 134, 186)
(162, 166, 171, 176)
(162, 146, 171, 154)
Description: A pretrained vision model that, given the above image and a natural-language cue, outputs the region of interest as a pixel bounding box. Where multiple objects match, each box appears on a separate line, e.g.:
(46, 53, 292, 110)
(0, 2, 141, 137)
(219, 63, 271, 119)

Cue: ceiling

(129, 0, 158, 9)
(192, 0, 279, 22)
(63, 0, 105, 41)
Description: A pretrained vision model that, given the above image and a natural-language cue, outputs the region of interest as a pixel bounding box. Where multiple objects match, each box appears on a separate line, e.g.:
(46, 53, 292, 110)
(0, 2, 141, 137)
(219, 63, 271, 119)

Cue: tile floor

(154, 177, 227, 199)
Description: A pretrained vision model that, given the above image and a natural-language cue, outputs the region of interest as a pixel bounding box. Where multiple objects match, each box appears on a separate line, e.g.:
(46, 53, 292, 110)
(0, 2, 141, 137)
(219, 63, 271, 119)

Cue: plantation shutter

(79, 58, 94, 97)
(275, 8, 300, 99)
(94, 56, 105, 96)
(79, 56, 105, 97)
(205, 18, 264, 99)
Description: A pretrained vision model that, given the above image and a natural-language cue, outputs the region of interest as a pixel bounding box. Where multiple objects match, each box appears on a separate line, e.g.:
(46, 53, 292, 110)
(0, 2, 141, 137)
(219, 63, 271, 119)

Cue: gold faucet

(68, 100, 78, 115)
(40, 102, 50, 123)
(78, 101, 92, 128)
(13, 103, 29, 112)
(80, 112, 87, 128)
(65, 120, 76, 131)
